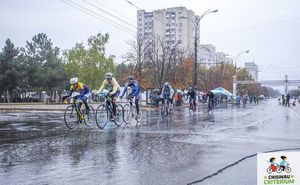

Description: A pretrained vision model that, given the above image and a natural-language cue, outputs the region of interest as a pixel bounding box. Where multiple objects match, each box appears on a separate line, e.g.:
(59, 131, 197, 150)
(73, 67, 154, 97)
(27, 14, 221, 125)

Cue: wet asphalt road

(0, 99, 300, 185)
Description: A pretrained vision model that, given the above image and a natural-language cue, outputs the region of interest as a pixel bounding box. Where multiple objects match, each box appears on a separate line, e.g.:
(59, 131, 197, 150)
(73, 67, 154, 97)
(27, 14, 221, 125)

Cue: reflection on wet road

(1, 100, 300, 185)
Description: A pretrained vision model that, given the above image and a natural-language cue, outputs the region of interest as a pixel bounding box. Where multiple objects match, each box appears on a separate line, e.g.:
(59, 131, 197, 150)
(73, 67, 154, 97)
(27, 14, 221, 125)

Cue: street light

(232, 50, 250, 101)
(179, 9, 218, 88)
(235, 50, 250, 74)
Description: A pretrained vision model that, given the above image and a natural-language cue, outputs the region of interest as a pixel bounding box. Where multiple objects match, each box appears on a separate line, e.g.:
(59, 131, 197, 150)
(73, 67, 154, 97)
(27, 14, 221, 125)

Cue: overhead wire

(81, 0, 136, 29)
(93, 0, 136, 23)
(61, 0, 136, 35)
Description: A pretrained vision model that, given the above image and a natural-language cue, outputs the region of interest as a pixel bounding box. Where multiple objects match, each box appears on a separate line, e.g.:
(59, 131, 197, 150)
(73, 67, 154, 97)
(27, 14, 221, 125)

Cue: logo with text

(257, 151, 299, 185)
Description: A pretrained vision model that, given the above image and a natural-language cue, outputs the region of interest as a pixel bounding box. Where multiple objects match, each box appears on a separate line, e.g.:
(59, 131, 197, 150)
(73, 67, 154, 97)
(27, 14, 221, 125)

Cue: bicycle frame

(70, 97, 84, 121)
(161, 97, 172, 118)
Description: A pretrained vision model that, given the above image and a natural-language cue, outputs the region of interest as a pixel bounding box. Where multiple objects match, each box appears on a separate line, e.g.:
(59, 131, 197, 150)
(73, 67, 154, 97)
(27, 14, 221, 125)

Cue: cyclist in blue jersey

(120, 75, 141, 115)
(62, 77, 91, 114)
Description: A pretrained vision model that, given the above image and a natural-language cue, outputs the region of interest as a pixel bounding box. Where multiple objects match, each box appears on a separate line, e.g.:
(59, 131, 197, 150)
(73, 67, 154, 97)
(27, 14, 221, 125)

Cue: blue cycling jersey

(121, 80, 141, 97)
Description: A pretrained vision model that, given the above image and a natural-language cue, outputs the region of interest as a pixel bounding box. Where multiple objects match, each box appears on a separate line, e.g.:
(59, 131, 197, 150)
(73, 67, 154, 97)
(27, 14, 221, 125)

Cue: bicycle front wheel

(83, 106, 95, 127)
(96, 104, 108, 129)
(114, 104, 123, 127)
(161, 104, 169, 118)
(136, 107, 146, 122)
(123, 104, 133, 124)
(64, 105, 79, 129)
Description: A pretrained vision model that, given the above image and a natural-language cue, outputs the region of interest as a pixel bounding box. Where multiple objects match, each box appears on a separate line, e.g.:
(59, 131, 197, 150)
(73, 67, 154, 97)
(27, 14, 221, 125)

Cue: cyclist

(119, 75, 141, 115)
(207, 90, 215, 112)
(187, 86, 196, 110)
(62, 77, 91, 114)
(160, 82, 174, 109)
(97, 72, 121, 120)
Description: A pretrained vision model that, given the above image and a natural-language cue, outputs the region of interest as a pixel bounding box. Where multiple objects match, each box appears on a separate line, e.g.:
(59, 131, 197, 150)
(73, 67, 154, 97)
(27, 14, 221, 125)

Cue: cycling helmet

(70, 77, 78, 85)
(127, 75, 134, 81)
(164, 82, 169, 86)
(188, 86, 193, 91)
(104, 72, 113, 79)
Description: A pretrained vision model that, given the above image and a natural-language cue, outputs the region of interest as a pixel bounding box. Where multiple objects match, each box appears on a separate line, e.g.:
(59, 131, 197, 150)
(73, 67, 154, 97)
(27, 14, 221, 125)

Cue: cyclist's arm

(131, 83, 140, 97)
(121, 84, 128, 97)
(64, 89, 73, 98)
(97, 80, 106, 94)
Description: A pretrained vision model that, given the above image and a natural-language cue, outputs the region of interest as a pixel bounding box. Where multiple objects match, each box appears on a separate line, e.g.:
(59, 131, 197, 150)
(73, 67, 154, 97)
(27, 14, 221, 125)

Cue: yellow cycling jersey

(98, 77, 120, 94)
(70, 82, 84, 91)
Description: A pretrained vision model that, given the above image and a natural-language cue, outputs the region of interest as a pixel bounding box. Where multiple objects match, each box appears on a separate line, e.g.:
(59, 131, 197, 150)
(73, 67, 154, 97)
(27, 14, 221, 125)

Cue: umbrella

(211, 87, 233, 96)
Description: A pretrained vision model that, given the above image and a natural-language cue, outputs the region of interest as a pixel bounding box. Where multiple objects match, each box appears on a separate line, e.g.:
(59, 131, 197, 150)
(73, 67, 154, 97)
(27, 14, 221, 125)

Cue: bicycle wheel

(64, 105, 79, 129)
(83, 106, 95, 127)
(134, 106, 143, 122)
(114, 104, 123, 127)
(123, 104, 133, 124)
(161, 103, 169, 118)
(95, 104, 108, 129)
(286, 166, 291, 173)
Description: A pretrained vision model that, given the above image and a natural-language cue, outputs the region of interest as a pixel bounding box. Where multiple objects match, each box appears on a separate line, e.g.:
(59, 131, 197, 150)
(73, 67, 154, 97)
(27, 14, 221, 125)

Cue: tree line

(116, 36, 280, 97)
(0, 32, 279, 103)
(0, 32, 114, 103)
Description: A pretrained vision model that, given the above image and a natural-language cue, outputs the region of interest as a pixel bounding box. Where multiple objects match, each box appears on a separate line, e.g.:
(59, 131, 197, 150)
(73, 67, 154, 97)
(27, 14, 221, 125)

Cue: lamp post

(235, 50, 249, 75)
(179, 9, 218, 88)
(232, 50, 250, 101)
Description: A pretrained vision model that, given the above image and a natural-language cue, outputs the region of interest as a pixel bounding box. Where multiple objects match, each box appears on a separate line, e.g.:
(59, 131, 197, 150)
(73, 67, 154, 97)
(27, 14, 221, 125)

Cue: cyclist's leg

(135, 94, 140, 115)
(193, 97, 196, 110)
(77, 96, 83, 111)
(111, 90, 120, 116)
(82, 92, 91, 113)
(168, 97, 173, 111)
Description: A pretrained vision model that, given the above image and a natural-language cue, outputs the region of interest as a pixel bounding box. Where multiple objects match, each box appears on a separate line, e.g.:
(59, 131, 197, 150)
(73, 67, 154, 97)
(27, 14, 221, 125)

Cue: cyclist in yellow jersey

(62, 77, 91, 114)
(97, 72, 121, 119)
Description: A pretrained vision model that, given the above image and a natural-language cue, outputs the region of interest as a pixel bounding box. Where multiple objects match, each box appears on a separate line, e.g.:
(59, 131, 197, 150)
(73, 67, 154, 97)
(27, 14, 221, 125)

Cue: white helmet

(105, 72, 113, 79)
(70, 77, 78, 85)
(164, 82, 169, 86)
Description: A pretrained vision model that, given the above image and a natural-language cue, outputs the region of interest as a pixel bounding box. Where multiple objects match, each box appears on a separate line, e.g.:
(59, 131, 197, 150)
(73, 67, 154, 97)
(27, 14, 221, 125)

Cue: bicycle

(63, 94, 95, 129)
(95, 92, 123, 129)
(161, 97, 172, 118)
(267, 163, 291, 173)
(122, 97, 144, 125)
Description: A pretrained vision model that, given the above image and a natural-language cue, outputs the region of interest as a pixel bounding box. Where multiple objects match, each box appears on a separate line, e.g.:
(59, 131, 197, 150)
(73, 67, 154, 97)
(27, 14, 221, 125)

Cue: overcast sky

(1, 0, 300, 88)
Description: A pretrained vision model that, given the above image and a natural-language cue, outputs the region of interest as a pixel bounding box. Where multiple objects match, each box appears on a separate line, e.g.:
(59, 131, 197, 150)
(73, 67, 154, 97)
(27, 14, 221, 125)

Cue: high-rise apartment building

(199, 44, 216, 64)
(137, 7, 199, 55)
(245, 62, 259, 81)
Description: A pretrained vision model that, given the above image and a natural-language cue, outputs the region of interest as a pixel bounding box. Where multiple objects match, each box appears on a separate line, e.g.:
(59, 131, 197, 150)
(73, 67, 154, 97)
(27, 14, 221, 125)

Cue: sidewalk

(0, 102, 158, 112)
(0, 102, 206, 112)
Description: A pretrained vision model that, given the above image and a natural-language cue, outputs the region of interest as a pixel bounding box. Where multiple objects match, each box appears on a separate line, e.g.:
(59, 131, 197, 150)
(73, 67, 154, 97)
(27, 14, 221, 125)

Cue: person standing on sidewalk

(282, 95, 285, 106)
(286, 93, 291, 107)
